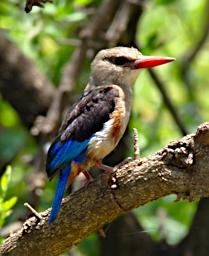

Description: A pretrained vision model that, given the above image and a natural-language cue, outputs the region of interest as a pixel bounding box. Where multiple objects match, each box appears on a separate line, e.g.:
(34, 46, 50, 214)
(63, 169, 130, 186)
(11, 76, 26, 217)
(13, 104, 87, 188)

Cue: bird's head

(91, 47, 175, 87)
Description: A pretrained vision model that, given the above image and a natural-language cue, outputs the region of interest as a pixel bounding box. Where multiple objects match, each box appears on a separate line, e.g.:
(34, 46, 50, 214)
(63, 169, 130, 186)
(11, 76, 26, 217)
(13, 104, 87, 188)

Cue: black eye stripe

(106, 56, 130, 66)
(114, 57, 129, 65)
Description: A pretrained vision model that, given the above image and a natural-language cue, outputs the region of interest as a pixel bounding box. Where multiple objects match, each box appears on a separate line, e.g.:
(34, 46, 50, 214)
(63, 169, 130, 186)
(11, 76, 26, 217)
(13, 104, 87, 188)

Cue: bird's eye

(114, 57, 129, 65)
(108, 56, 129, 66)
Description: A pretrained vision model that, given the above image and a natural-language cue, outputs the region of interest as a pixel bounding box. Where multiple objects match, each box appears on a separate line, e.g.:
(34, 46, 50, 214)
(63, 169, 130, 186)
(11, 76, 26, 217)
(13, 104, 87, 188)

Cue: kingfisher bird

(46, 47, 175, 223)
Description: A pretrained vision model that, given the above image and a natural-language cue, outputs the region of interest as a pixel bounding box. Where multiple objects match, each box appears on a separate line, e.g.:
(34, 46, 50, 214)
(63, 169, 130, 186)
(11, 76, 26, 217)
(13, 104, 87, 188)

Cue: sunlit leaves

(155, 0, 178, 5)
(135, 195, 197, 244)
(0, 167, 17, 229)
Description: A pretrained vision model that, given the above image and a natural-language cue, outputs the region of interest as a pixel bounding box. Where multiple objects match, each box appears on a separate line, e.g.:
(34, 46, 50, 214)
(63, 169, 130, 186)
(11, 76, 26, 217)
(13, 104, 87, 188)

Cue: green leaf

(0, 166, 11, 197)
(2, 197, 17, 212)
(78, 233, 99, 256)
(74, 0, 94, 5)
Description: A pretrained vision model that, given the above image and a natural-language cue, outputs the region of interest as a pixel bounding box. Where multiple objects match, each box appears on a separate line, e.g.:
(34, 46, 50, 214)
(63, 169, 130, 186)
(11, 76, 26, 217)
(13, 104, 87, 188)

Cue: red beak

(134, 56, 175, 69)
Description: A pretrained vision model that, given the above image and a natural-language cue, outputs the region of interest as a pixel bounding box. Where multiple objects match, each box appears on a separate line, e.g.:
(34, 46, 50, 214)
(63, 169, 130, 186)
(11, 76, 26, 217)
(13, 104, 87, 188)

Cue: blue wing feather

(46, 137, 91, 178)
(48, 165, 71, 224)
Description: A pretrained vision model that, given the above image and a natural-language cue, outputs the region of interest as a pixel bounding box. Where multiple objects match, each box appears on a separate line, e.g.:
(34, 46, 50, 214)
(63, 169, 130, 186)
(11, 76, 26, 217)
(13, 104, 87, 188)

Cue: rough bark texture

(0, 32, 55, 128)
(0, 122, 209, 256)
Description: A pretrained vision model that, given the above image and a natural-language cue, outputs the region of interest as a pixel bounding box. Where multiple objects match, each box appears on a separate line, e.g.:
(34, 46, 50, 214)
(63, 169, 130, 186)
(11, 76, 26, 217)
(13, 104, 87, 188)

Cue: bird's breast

(87, 90, 130, 161)
(110, 107, 125, 143)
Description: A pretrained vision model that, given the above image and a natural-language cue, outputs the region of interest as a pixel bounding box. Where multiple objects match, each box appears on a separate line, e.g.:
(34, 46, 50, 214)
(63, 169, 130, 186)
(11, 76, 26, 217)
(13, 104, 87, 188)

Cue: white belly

(87, 84, 132, 162)
(87, 110, 130, 161)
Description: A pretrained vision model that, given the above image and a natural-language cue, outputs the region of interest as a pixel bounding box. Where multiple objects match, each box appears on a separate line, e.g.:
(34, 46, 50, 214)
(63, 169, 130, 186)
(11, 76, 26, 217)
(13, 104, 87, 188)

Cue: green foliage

(0, 167, 17, 238)
(78, 233, 99, 256)
(0, 0, 92, 85)
(134, 195, 197, 244)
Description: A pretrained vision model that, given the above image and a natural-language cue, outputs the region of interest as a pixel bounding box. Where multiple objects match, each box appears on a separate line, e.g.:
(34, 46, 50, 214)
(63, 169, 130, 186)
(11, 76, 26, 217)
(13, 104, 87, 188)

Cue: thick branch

(179, 198, 209, 256)
(80, 0, 121, 39)
(1, 122, 209, 256)
(0, 32, 55, 128)
(32, 43, 88, 136)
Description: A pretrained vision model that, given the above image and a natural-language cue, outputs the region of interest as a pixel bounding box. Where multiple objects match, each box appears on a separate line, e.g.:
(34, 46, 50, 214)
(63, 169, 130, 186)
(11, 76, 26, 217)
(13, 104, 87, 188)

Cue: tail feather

(48, 166, 71, 224)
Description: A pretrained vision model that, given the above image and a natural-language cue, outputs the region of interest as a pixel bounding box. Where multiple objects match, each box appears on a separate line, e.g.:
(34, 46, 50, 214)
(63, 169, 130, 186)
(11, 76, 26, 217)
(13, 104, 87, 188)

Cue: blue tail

(48, 166, 71, 224)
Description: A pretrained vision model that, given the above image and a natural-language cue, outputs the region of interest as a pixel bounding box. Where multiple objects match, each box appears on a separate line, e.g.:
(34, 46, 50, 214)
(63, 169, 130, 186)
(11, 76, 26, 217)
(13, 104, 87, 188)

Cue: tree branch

(181, 0, 209, 77)
(179, 198, 209, 256)
(32, 43, 88, 136)
(0, 32, 55, 128)
(148, 69, 188, 136)
(180, 0, 209, 101)
(1, 122, 209, 255)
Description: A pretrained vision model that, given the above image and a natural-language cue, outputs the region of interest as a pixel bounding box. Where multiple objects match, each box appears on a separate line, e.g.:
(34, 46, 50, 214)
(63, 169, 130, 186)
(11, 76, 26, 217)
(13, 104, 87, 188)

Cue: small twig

(24, 202, 42, 220)
(133, 128, 140, 160)
(157, 207, 167, 241)
(105, 1, 131, 46)
(98, 228, 106, 238)
(105, 0, 144, 47)
(181, 0, 209, 73)
(180, 0, 209, 100)
(111, 128, 140, 172)
(148, 69, 187, 136)
(80, 0, 121, 39)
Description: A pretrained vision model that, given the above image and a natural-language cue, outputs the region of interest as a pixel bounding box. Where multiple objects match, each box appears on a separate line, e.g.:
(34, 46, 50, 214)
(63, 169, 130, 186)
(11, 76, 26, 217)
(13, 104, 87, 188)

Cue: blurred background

(0, 0, 209, 255)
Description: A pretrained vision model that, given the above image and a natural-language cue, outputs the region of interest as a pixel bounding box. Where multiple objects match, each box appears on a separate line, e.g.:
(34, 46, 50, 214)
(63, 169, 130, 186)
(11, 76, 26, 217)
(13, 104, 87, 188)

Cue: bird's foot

(96, 157, 132, 174)
(115, 157, 132, 169)
(95, 162, 114, 174)
(96, 128, 141, 174)
(83, 170, 93, 187)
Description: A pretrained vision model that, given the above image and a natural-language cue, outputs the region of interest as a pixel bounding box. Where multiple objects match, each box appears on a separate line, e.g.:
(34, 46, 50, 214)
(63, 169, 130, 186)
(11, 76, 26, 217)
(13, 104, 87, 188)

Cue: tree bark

(179, 198, 209, 256)
(1, 122, 209, 256)
(0, 32, 55, 128)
